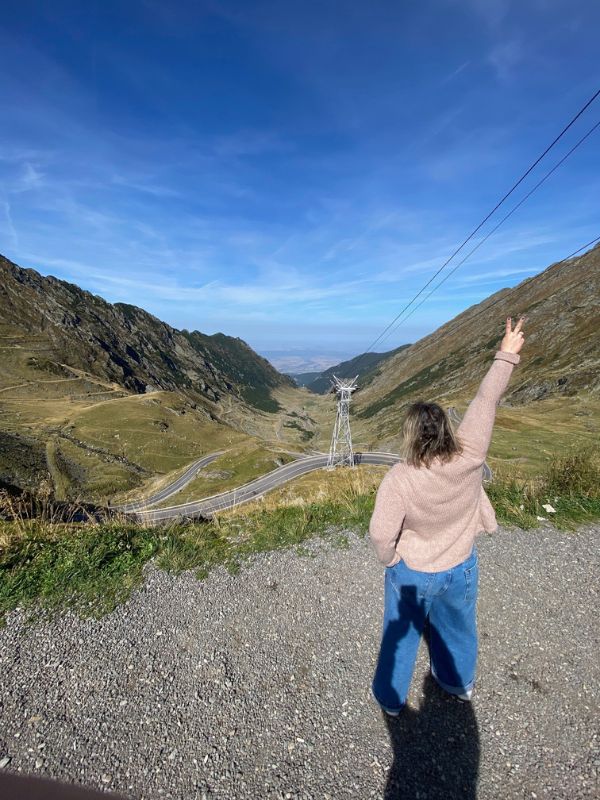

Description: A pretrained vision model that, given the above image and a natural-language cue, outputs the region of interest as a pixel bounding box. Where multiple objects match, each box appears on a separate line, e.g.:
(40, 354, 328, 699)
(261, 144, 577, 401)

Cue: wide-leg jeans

(372, 547, 479, 712)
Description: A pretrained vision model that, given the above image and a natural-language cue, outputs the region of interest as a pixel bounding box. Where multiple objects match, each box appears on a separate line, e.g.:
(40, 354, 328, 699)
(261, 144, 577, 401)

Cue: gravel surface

(0, 523, 598, 799)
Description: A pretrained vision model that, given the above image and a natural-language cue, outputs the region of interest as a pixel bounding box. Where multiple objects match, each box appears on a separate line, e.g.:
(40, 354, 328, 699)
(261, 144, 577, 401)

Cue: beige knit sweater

(369, 350, 520, 572)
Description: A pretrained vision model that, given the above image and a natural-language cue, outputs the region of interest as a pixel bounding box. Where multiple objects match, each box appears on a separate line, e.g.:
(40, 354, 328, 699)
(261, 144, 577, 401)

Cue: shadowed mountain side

(354, 243, 600, 432)
(0, 254, 293, 412)
(293, 344, 412, 394)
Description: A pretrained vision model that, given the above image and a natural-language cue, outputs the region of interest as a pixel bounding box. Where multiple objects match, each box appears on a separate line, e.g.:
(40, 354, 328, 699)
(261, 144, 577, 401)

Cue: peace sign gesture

(500, 316, 526, 354)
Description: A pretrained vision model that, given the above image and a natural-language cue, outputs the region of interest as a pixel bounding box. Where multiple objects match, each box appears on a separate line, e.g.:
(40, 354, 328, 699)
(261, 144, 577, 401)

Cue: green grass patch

(240, 385, 281, 413)
(283, 420, 315, 441)
(0, 495, 372, 625)
(488, 446, 600, 529)
(1, 446, 598, 625)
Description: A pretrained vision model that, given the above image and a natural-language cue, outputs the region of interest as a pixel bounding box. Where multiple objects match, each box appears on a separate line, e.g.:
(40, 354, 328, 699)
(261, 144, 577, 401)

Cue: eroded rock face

(0, 255, 293, 409)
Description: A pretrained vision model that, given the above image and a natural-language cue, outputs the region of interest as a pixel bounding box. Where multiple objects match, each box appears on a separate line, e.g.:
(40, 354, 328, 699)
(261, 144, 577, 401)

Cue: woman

(369, 316, 525, 715)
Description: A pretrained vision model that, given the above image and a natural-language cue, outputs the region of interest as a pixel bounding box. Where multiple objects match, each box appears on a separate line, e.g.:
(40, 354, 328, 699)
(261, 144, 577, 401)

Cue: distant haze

(261, 350, 353, 374)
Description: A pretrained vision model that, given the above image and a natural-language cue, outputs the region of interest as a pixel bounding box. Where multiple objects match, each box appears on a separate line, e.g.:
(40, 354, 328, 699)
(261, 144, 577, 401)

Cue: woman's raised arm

(457, 316, 525, 464)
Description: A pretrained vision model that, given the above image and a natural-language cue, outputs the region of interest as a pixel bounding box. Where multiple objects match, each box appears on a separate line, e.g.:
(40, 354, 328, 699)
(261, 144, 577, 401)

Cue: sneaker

(456, 689, 473, 702)
(380, 704, 403, 717)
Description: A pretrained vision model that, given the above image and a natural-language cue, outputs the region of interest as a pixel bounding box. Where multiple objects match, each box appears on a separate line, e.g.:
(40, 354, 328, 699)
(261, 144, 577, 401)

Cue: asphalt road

(131, 451, 402, 524)
(112, 453, 224, 512)
(119, 408, 490, 522)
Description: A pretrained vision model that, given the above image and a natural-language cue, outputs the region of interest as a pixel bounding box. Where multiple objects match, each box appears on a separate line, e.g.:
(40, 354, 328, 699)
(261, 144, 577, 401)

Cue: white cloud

(1, 200, 19, 249)
(453, 266, 538, 285)
(488, 38, 526, 81)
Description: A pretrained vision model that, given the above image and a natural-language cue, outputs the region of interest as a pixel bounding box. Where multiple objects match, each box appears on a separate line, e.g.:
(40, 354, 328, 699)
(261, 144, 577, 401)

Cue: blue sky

(1, 1, 599, 361)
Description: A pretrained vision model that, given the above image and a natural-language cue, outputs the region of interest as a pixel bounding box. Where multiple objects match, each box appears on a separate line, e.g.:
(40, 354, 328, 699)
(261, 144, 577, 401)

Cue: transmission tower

(327, 375, 358, 468)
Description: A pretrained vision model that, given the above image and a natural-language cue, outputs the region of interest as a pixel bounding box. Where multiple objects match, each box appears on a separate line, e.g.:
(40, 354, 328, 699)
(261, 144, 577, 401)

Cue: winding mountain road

(130, 451, 401, 523)
(120, 408, 491, 523)
(113, 452, 224, 512)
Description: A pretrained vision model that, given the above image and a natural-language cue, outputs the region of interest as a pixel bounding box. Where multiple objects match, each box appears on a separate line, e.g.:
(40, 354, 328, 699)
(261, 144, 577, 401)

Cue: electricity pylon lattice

(327, 375, 358, 468)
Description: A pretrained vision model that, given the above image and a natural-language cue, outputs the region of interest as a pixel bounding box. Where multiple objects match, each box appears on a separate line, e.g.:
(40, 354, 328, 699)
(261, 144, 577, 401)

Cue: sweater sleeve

(369, 467, 406, 566)
(457, 350, 520, 463)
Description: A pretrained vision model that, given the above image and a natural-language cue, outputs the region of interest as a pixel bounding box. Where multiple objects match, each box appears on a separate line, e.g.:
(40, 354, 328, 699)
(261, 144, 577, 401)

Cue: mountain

(0, 254, 304, 500)
(353, 242, 600, 441)
(0, 254, 293, 412)
(297, 345, 412, 394)
(288, 371, 322, 388)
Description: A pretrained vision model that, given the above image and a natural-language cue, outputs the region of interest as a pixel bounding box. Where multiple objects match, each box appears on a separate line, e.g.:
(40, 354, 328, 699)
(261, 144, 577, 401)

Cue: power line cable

(347, 233, 598, 408)
(374, 119, 600, 348)
(561, 234, 600, 260)
(364, 88, 600, 355)
(409, 232, 600, 349)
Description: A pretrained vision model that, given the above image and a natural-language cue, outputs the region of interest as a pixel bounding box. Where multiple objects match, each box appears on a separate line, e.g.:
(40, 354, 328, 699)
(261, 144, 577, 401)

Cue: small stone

(0, 756, 11, 768)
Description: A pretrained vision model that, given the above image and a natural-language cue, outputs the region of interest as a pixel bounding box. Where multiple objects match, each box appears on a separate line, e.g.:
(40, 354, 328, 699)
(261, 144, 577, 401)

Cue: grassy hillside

(351, 242, 600, 475)
(288, 371, 322, 388)
(0, 254, 317, 499)
(0, 318, 325, 502)
(2, 243, 599, 507)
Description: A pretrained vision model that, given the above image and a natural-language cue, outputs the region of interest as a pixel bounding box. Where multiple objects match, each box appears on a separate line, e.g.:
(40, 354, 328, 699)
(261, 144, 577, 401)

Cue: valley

(1, 244, 599, 513)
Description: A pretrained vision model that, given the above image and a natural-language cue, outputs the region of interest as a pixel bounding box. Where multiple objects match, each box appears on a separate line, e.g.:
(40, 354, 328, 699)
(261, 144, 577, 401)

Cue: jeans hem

(371, 685, 405, 715)
(430, 665, 474, 696)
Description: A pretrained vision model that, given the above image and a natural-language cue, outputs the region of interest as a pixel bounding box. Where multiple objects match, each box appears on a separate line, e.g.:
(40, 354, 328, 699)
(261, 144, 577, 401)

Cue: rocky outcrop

(0, 255, 293, 410)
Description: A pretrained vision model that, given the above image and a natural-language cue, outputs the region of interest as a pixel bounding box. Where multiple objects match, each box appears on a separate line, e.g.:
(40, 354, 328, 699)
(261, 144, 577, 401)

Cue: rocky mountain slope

(0, 254, 308, 500)
(353, 242, 600, 441)
(0, 254, 293, 411)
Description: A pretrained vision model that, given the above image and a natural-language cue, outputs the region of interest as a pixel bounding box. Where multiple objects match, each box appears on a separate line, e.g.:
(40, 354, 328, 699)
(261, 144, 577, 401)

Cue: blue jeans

(372, 547, 479, 712)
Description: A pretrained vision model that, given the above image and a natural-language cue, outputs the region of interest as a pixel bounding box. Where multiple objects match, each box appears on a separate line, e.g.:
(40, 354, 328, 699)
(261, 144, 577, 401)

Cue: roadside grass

(1, 446, 599, 625)
(487, 445, 600, 529)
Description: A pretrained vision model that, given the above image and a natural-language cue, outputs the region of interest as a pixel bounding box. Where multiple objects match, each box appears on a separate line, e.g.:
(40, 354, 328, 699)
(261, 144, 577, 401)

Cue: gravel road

(0, 523, 598, 799)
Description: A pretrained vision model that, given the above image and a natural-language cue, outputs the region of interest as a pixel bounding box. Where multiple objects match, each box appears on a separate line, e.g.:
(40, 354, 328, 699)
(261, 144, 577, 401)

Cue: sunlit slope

(0, 253, 293, 411)
(0, 346, 328, 503)
(352, 243, 600, 475)
(0, 254, 331, 500)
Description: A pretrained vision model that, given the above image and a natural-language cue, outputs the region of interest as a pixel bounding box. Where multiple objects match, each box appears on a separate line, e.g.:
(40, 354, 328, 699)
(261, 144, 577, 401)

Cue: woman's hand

(500, 316, 525, 354)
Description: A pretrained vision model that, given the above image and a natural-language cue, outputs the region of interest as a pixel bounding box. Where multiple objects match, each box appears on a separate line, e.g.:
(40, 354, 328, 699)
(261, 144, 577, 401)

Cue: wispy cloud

(488, 38, 526, 81)
(440, 61, 470, 86)
(1, 200, 19, 249)
(453, 266, 538, 285)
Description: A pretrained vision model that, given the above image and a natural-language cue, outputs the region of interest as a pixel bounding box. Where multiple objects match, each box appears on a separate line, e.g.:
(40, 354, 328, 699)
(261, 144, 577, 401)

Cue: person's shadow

(377, 587, 480, 799)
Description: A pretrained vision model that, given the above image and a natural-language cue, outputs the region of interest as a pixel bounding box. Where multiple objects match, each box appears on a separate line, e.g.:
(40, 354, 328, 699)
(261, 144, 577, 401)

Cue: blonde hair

(401, 401, 463, 469)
